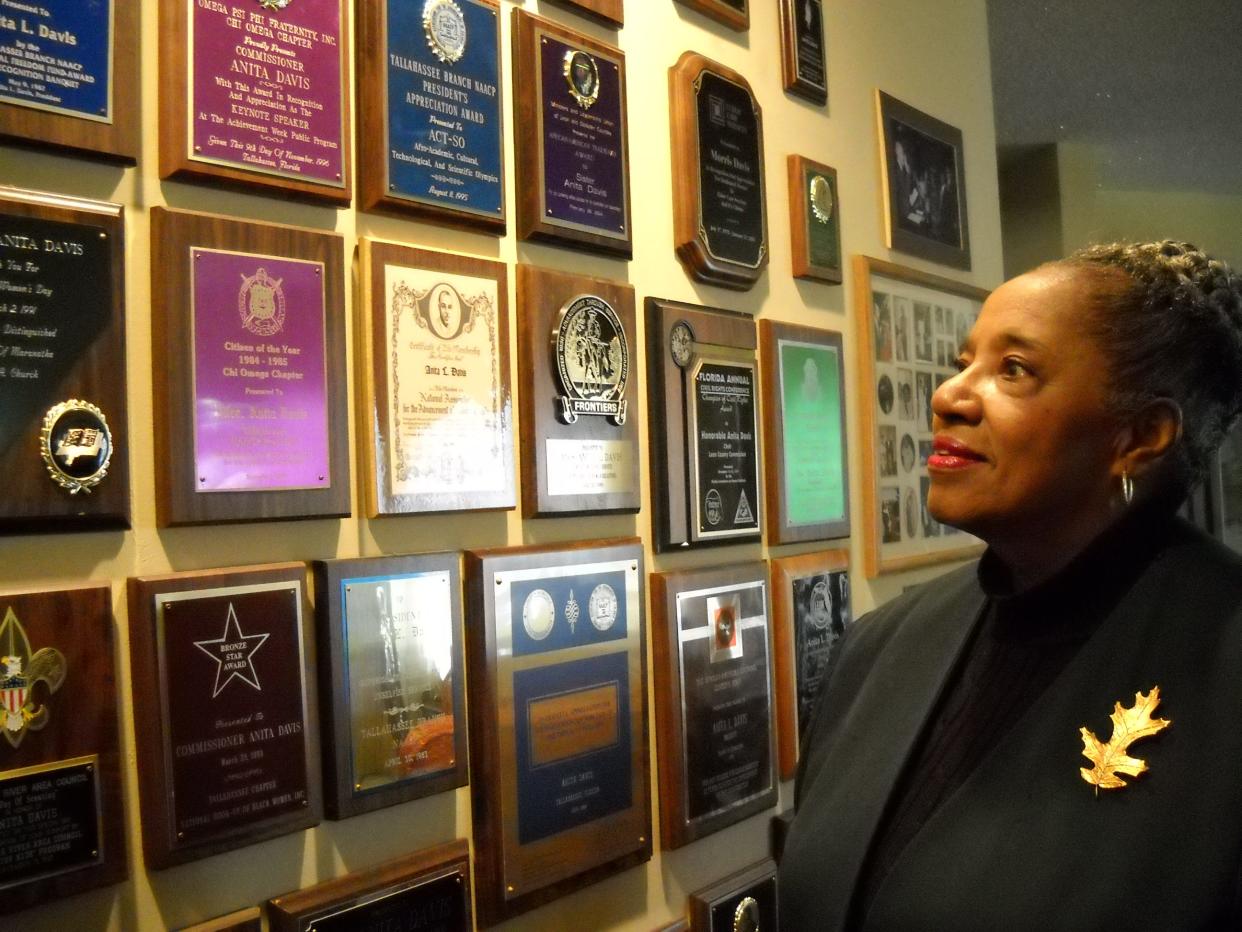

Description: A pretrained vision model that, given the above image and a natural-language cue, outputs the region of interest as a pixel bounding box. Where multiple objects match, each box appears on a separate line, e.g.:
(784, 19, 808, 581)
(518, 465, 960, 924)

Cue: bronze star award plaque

(0, 584, 126, 914)
(689, 860, 779, 932)
(128, 563, 321, 869)
(357, 239, 515, 516)
(652, 563, 776, 849)
(517, 264, 639, 517)
(647, 297, 761, 551)
(466, 539, 650, 925)
(0, 187, 130, 533)
(542, 0, 623, 28)
(669, 52, 767, 290)
(268, 839, 471, 932)
(674, 0, 748, 31)
(313, 552, 467, 820)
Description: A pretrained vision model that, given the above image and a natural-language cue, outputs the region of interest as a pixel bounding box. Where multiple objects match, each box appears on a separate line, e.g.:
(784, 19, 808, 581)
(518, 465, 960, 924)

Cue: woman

(778, 242, 1242, 930)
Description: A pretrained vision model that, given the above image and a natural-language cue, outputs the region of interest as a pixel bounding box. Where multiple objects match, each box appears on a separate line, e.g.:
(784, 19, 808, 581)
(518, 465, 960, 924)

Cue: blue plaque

(385, 0, 503, 219)
(0, 0, 112, 122)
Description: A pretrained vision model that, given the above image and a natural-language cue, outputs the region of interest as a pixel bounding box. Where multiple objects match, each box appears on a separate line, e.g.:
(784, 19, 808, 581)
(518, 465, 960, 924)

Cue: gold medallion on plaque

(40, 399, 114, 495)
(0, 606, 67, 749)
(733, 895, 761, 932)
(424, 0, 467, 65)
(563, 49, 600, 110)
(810, 174, 834, 224)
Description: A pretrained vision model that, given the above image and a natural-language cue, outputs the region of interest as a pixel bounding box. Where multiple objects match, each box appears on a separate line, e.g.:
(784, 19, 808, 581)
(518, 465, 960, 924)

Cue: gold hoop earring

(1121, 469, 1134, 506)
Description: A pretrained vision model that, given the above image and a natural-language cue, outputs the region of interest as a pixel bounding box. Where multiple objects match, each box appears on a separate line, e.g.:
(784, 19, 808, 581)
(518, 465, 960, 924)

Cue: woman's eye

(1001, 358, 1029, 378)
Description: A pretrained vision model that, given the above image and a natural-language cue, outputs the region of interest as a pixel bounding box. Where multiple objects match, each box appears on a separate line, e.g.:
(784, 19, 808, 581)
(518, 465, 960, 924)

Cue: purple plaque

(189, 0, 345, 186)
(191, 248, 330, 492)
(538, 33, 628, 240)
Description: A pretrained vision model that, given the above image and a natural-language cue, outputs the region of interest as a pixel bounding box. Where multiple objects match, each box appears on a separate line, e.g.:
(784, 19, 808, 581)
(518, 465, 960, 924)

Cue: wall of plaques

(0, 0, 1004, 929)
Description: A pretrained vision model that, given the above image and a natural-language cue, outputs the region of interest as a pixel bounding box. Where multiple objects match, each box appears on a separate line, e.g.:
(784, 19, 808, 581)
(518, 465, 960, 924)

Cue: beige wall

(0, 1, 1002, 929)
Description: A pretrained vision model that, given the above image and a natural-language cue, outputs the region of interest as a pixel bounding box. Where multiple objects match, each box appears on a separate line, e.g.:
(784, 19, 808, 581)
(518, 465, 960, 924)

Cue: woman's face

(927, 267, 1123, 540)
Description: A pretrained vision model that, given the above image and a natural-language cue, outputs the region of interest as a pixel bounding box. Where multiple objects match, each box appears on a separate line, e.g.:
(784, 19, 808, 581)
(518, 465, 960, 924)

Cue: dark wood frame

(674, 0, 748, 31)
(177, 907, 262, 932)
(853, 254, 988, 575)
(687, 859, 779, 931)
(149, 207, 350, 527)
(0, 0, 138, 162)
(543, 0, 624, 28)
(356, 238, 515, 516)
(779, 0, 828, 104)
(312, 552, 468, 820)
(646, 297, 761, 551)
(651, 562, 776, 849)
(0, 584, 127, 914)
(769, 549, 849, 780)
(517, 263, 640, 516)
(0, 186, 130, 533)
(357, 0, 505, 233)
(669, 52, 767, 290)
(127, 562, 322, 870)
(788, 155, 843, 284)
(758, 319, 849, 543)
(876, 89, 971, 270)
(267, 839, 471, 932)
(158, 0, 352, 205)
(465, 538, 651, 926)
(511, 9, 632, 258)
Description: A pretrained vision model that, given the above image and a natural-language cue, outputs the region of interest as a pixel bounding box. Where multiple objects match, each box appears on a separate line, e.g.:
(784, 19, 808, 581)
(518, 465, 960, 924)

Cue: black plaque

(695, 71, 765, 271)
(781, 0, 827, 104)
(0, 756, 102, 887)
(689, 357, 760, 542)
(296, 871, 465, 931)
(791, 569, 850, 743)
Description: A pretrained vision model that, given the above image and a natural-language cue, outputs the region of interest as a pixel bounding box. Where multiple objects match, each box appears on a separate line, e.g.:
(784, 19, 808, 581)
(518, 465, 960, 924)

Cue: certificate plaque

(151, 207, 350, 526)
(653, 563, 776, 849)
(674, 0, 748, 31)
(513, 10, 632, 258)
(779, 0, 827, 104)
(358, 0, 504, 232)
(788, 156, 842, 284)
(128, 563, 321, 869)
(0, 187, 130, 533)
(159, 0, 352, 204)
(313, 553, 467, 820)
(0, 585, 126, 914)
(517, 264, 640, 516)
(357, 239, 514, 515)
(688, 860, 779, 932)
(670, 53, 767, 289)
(466, 539, 650, 926)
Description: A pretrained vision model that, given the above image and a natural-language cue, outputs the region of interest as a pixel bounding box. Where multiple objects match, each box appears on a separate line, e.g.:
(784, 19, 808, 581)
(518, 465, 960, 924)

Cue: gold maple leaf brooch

(1079, 687, 1171, 794)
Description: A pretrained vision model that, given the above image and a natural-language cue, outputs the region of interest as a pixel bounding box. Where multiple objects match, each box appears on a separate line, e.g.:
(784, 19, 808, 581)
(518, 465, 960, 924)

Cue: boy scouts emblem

(424, 0, 467, 64)
(238, 267, 286, 337)
(563, 49, 600, 109)
(40, 399, 114, 494)
(0, 607, 67, 749)
(554, 295, 629, 426)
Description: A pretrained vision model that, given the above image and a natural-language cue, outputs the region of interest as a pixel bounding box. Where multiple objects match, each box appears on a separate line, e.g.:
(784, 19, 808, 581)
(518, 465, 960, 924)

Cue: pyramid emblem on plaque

(734, 489, 755, 524)
(0, 607, 67, 749)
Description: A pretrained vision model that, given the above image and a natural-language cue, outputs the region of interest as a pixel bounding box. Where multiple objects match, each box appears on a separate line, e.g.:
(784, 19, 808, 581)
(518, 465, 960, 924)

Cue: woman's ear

(1114, 400, 1183, 479)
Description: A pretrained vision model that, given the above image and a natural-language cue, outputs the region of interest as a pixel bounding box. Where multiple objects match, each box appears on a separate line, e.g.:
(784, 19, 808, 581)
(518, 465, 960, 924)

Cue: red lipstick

(928, 435, 985, 470)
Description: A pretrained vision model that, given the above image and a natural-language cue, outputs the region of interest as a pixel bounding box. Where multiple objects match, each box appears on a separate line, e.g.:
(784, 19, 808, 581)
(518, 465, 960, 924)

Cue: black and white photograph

(916, 371, 933, 432)
(873, 292, 894, 361)
(880, 486, 901, 543)
(904, 488, 918, 539)
(878, 425, 897, 477)
(900, 434, 916, 473)
(920, 475, 940, 538)
(913, 301, 934, 362)
(897, 369, 915, 421)
(894, 296, 911, 362)
(877, 373, 894, 415)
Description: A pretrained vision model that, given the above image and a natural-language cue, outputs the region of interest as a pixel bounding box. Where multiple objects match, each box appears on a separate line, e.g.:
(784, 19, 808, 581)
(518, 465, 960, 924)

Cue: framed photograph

(770, 550, 851, 779)
(651, 562, 776, 849)
(876, 90, 970, 270)
(779, 0, 827, 104)
(356, 239, 515, 516)
(759, 320, 848, 544)
(854, 255, 987, 575)
(688, 860, 778, 932)
(788, 156, 842, 284)
(465, 539, 650, 925)
(543, 0, 624, 28)
(674, 0, 748, 32)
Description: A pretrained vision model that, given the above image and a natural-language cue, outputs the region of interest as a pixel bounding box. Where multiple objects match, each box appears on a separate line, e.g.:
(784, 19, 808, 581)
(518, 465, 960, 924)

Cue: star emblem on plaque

(563, 49, 600, 109)
(40, 400, 114, 495)
(424, 0, 467, 65)
(554, 295, 629, 426)
(193, 603, 270, 698)
(0, 606, 67, 748)
(238, 267, 287, 337)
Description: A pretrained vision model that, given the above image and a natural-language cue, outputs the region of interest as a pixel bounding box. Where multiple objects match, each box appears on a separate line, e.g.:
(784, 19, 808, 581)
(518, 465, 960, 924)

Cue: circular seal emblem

(554, 295, 629, 426)
(810, 173, 834, 224)
(563, 49, 600, 109)
(704, 488, 723, 527)
(733, 896, 761, 932)
(588, 584, 617, 632)
(238, 267, 286, 337)
(258, 0, 293, 10)
(808, 579, 831, 629)
(423, 0, 466, 65)
(522, 589, 555, 641)
(40, 400, 113, 495)
(669, 321, 694, 368)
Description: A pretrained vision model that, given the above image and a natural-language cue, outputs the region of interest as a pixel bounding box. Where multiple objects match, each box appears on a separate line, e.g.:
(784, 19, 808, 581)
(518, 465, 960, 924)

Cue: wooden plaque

(357, 239, 515, 516)
(268, 839, 472, 932)
(779, 0, 827, 104)
(652, 563, 776, 849)
(512, 10, 632, 258)
(312, 552, 467, 821)
(357, 0, 505, 233)
(543, 0, 624, 28)
(788, 156, 842, 284)
(674, 0, 748, 31)
(758, 320, 849, 544)
(159, 0, 352, 205)
(127, 563, 322, 869)
(688, 860, 778, 931)
(465, 539, 651, 926)
(177, 907, 262, 932)
(770, 550, 850, 780)
(646, 297, 761, 551)
(0, 584, 126, 914)
(669, 52, 767, 290)
(150, 207, 350, 527)
(0, 186, 130, 534)
(0, 1, 138, 162)
(517, 264, 640, 517)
